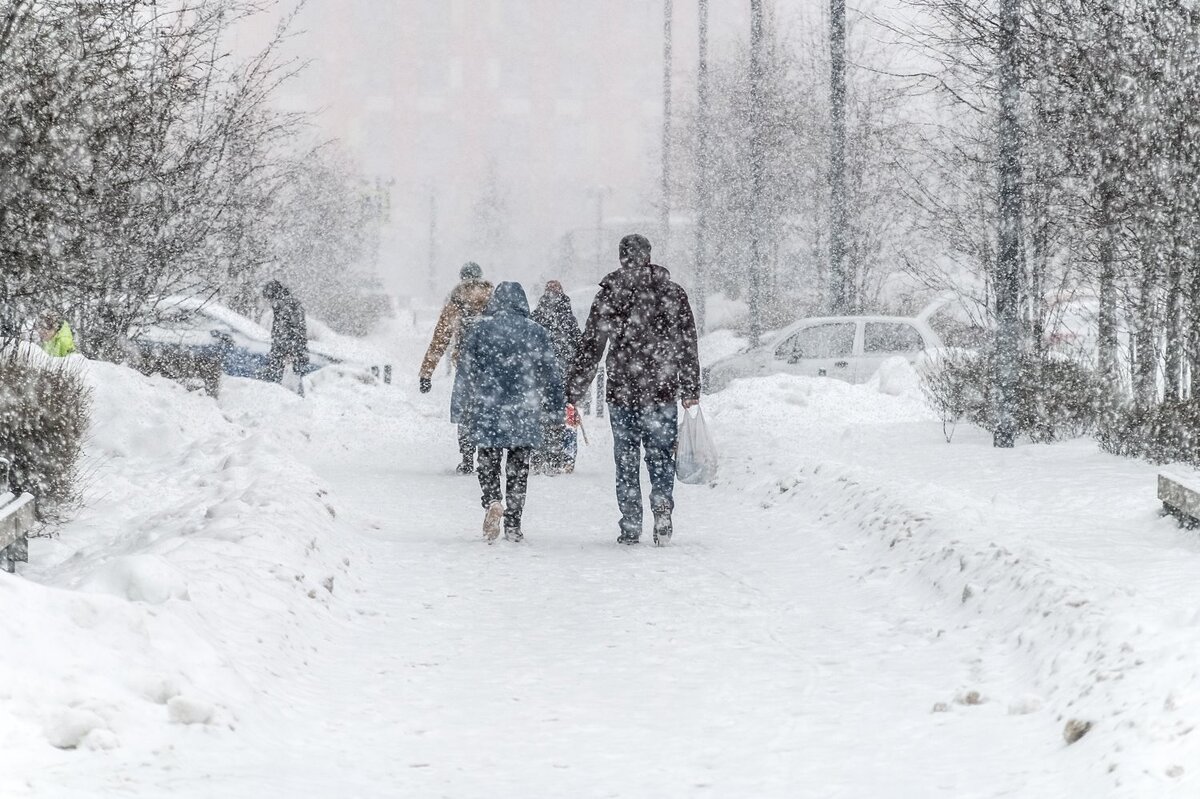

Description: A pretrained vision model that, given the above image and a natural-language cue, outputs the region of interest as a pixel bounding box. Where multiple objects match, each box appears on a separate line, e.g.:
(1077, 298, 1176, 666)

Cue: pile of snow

(0, 360, 366, 778)
(704, 293, 748, 330)
(306, 316, 395, 373)
(698, 328, 748, 367)
(866, 355, 924, 398)
(704, 371, 1200, 793)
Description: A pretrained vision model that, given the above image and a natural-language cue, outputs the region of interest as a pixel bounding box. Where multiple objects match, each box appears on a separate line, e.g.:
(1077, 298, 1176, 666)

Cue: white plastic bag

(676, 407, 718, 484)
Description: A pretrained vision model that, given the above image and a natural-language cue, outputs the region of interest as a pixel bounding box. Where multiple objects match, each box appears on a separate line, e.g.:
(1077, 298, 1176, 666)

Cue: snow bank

(698, 328, 748, 367)
(0, 361, 368, 781)
(704, 293, 748, 330)
(705, 372, 1200, 795)
(866, 355, 924, 398)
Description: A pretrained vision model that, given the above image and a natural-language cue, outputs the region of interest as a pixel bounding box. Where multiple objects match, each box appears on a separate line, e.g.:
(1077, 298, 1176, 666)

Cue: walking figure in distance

(568, 234, 700, 546)
(453, 282, 565, 542)
(418, 262, 494, 474)
(262, 280, 308, 389)
(531, 280, 582, 474)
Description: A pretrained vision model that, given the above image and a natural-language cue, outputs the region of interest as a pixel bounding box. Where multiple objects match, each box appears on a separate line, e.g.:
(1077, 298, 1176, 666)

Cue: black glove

(419, 377, 431, 394)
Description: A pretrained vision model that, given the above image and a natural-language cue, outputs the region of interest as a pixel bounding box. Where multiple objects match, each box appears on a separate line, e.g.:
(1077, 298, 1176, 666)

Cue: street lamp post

(427, 189, 438, 301)
(662, 0, 674, 252)
(695, 0, 710, 333)
(747, 0, 765, 347)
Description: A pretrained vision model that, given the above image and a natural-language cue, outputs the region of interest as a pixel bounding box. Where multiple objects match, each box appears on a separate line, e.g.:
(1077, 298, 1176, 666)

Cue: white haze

(233, 0, 848, 303)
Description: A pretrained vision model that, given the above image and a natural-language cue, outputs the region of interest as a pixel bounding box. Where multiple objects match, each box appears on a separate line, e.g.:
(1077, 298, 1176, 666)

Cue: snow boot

(616, 531, 640, 545)
(482, 501, 504, 541)
(652, 511, 672, 546)
(504, 526, 523, 543)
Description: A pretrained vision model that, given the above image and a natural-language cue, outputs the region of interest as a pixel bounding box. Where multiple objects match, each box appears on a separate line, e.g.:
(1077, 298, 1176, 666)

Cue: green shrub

(922, 348, 1101, 442)
(0, 345, 92, 520)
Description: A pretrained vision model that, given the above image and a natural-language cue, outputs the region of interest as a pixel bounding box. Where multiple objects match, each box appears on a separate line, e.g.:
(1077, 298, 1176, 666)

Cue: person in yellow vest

(38, 311, 76, 357)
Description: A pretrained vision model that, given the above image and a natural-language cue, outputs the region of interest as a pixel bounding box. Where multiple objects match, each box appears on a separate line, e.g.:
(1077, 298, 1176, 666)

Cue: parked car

(702, 314, 945, 393)
(132, 297, 339, 396)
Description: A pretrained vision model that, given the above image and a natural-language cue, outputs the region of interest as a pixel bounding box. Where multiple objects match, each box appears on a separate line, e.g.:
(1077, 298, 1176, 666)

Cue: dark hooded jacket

(531, 290, 582, 373)
(451, 282, 566, 448)
(267, 284, 308, 365)
(568, 264, 700, 408)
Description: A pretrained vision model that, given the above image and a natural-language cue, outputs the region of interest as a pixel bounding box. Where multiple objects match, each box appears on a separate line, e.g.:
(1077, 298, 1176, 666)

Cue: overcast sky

(237, 1, 856, 300)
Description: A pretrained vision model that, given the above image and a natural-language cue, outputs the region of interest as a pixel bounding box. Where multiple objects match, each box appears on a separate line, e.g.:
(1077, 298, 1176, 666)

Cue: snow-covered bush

(0, 347, 92, 519)
(922, 349, 1100, 442)
(1097, 400, 1200, 464)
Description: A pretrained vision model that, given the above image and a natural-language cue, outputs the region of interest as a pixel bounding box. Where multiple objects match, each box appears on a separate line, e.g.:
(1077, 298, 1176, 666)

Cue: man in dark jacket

(420, 262, 495, 474)
(453, 282, 565, 542)
(262, 280, 308, 386)
(531, 280, 582, 474)
(568, 234, 700, 546)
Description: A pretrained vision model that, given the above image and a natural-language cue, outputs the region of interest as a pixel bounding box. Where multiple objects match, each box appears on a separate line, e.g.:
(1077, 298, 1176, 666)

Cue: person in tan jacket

(419, 261, 494, 474)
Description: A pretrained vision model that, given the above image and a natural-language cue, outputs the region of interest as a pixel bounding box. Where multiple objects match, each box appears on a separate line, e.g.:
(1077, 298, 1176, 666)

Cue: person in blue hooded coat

(452, 282, 566, 542)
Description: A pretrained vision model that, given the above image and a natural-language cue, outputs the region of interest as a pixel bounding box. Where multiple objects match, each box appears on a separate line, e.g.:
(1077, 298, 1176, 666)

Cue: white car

(702, 314, 945, 392)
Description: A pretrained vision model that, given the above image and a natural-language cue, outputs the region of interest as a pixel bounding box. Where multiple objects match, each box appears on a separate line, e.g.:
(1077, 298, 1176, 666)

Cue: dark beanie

(460, 262, 483, 280)
(619, 234, 651, 266)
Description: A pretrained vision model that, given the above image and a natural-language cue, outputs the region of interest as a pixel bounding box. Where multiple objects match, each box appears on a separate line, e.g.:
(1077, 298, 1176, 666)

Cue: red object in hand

(566, 404, 580, 428)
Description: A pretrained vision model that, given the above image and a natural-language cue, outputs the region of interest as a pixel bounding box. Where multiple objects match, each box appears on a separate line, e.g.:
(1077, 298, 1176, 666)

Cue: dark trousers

(609, 403, 678, 537)
(457, 425, 476, 464)
(477, 447, 531, 532)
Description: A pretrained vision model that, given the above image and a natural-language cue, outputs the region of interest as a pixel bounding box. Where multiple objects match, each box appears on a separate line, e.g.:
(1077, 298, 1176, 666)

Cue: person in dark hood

(567, 234, 700, 546)
(420, 262, 494, 474)
(262, 280, 308, 386)
(452, 282, 565, 542)
(531, 280, 582, 474)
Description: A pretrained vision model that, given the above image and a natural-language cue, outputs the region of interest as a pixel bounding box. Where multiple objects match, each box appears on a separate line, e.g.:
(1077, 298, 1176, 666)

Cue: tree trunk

(993, 0, 1023, 448)
(1133, 239, 1159, 411)
(829, 0, 848, 314)
(1096, 179, 1120, 423)
(1165, 233, 1184, 401)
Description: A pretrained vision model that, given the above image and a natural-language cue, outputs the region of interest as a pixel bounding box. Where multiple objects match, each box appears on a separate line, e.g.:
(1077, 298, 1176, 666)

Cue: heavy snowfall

(3, 1, 1200, 797)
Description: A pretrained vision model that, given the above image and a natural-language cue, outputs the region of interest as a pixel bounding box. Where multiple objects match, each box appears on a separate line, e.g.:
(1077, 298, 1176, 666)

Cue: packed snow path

(295, 420, 1085, 798)
(29, 390, 1087, 798)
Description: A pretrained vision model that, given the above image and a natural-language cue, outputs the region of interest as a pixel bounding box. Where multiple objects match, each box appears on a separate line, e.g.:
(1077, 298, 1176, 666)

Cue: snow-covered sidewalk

(3, 343, 1196, 796)
(704, 365, 1200, 795)
(15, 375, 1070, 797)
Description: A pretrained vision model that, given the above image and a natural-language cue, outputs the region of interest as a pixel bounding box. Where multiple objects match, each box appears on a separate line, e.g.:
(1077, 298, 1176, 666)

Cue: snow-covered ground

(2, 323, 1198, 797)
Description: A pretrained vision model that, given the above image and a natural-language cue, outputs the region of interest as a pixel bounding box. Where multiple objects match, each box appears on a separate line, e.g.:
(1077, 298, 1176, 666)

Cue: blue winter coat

(451, 282, 566, 449)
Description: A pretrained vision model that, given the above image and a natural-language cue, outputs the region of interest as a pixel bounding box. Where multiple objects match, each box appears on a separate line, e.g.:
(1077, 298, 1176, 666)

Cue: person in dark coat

(453, 282, 565, 542)
(567, 234, 700, 546)
(531, 280, 582, 474)
(262, 280, 309, 386)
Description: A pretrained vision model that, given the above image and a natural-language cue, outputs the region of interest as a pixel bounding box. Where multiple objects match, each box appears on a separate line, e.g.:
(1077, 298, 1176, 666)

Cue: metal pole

(695, 0, 709, 332)
(592, 187, 606, 277)
(427, 189, 438, 301)
(662, 0, 673, 252)
(993, 0, 1022, 448)
(829, 0, 849, 313)
(748, 0, 765, 347)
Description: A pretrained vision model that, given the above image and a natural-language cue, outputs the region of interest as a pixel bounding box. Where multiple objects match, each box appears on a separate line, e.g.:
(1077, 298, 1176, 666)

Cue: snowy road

(16, 371, 1098, 797)
(147, 405, 1075, 798)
